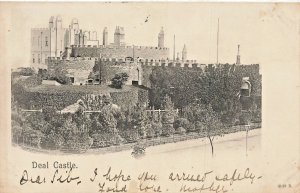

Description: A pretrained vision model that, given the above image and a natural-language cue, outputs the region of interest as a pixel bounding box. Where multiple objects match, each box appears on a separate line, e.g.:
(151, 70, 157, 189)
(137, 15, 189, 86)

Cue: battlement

(97, 57, 205, 68)
(31, 27, 68, 31)
(48, 56, 205, 69)
(71, 44, 170, 50)
(48, 56, 97, 62)
(71, 44, 170, 60)
(31, 28, 50, 31)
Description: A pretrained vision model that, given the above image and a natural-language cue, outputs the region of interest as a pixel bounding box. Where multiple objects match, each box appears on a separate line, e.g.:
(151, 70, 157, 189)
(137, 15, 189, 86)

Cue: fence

(145, 108, 180, 121)
(12, 122, 261, 154)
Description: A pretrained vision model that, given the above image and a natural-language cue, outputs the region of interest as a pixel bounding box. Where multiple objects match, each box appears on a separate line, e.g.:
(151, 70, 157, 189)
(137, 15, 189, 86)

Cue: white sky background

(3, 3, 299, 68)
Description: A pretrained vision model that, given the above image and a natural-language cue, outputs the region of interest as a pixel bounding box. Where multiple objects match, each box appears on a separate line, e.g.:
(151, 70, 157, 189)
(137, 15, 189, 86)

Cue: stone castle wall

(48, 58, 96, 85)
(71, 45, 170, 60)
(47, 57, 206, 87)
(98, 60, 141, 85)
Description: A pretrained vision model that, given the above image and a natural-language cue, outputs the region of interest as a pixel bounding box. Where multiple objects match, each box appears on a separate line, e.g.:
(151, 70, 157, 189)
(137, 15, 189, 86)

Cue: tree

(111, 73, 129, 89)
(18, 67, 35, 76)
(161, 95, 176, 136)
(202, 104, 223, 156)
(183, 102, 223, 156)
(38, 69, 48, 79)
(131, 103, 148, 138)
(47, 66, 71, 85)
(98, 106, 118, 134)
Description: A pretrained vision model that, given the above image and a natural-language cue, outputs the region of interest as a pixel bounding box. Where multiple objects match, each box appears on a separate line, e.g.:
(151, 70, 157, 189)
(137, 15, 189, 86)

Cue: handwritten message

(19, 161, 262, 193)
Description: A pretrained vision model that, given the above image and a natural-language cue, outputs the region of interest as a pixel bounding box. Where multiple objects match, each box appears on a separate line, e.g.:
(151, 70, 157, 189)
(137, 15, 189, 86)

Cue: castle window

(32, 54, 35, 63)
(45, 36, 48, 46)
(70, 77, 75, 84)
(38, 54, 40, 64)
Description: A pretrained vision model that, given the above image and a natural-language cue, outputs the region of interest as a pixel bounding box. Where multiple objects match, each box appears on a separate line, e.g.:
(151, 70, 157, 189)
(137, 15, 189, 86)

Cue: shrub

(21, 128, 45, 148)
(19, 67, 35, 76)
(174, 118, 190, 129)
(110, 73, 129, 89)
(91, 133, 123, 148)
(175, 127, 186, 135)
(63, 133, 93, 153)
(47, 65, 71, 85)
(119, 130, 139, 143)
(41, 132, 64, 150)
(11, 123, 23, 144)
(145, 123, 155, 138)
(151, 121, 162, 137)
(186, 122, 196, 133)
(251, 109, 261, 123)
(161, 124, 175, 137)
(195, 121, 205, 132)
(239, 112, 252, 125)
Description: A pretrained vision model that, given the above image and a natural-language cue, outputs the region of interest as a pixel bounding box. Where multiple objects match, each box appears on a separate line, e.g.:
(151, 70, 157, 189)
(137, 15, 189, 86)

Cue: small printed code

(278, 184, 292, 188)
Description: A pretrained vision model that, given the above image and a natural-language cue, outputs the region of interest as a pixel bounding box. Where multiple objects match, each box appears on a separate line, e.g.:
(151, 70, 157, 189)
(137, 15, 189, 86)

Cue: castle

(30, 16, 184, 69)
(31, 15, 198, 86)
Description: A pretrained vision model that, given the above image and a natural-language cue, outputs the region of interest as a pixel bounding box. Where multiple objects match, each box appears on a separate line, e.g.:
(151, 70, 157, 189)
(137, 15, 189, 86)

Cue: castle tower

(69, 18, 80, 46)
(49, 16, 55, 28)
(114, 26, 125, 46)
(91, 31, 97, 40)
(71, 18, 79, 30)
(55, 15, 63, 57)
(56, 15, 62, 29)
(236, 44, 241, 65)
(103, 27, 108, 46)
(182, 44, 187, 61)
(158, 27, 164, 48)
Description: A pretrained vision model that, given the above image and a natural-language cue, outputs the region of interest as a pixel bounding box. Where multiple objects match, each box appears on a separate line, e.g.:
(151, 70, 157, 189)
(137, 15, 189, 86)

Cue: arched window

(32, 54, 35, 63)
(38, 54, 40, 64)
(241, 81, 251, 97)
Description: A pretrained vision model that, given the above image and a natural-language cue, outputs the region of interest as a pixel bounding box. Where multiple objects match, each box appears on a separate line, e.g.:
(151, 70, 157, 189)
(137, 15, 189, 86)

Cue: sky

(1, 3, 299, 68)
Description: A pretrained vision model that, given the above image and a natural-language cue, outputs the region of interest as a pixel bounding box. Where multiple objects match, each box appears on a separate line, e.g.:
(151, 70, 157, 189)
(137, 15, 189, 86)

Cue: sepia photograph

(0, 2, 299, 193)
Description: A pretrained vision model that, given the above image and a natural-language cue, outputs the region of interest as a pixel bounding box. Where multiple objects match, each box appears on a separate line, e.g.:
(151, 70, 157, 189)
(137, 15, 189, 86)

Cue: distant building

(31, 15, 99, 68)
(31, 15, 67, 69)
(114, 26, 125, 46)
(31, 16, 173, 69)
(103, 27, 108, 46)
(158, 27, 164, 48)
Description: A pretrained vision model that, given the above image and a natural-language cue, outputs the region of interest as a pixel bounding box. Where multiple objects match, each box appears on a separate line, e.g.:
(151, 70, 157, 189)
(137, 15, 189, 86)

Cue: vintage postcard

(0, 2, 299, 193)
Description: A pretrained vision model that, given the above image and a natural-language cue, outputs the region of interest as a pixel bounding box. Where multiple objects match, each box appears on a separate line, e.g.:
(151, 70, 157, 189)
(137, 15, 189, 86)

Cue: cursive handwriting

(19, 166, 262, 193)
(138, 171, 161, 192)
(98, 182, 127, 192)
(169, 171, 213, 182)
(215, 168, 258, 185)
(180, 182, 228, 193)
(51, 168, 81, 185)
(103, 167, 131, 183)
(20, 170, 46, 185)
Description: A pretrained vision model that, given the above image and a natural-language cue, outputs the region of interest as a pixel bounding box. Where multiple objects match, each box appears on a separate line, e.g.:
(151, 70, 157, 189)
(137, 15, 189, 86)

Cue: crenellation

(31, 28, 49, 31)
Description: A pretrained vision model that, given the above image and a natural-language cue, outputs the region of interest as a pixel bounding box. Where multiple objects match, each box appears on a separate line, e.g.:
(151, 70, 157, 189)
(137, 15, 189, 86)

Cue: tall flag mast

(216, 18, 220, 64)
(173, 34, 176, 61)
(236, 44, 241, 65)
